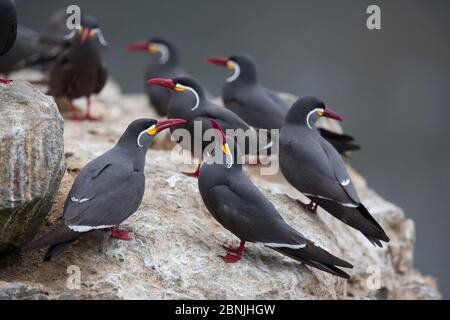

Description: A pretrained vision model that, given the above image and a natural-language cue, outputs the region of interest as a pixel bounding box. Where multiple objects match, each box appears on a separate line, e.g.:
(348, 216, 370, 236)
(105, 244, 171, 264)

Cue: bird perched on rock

(127, 37, 192, 116)
(0, 25, 64, 77)
(48, 15, 108, 121)
(207, 55, 360, 154)
(198, 120, 353, 278)
(279, 97, 389, 247)
(147, 77, 272, 177)
(0, 0, 17, 83)
(22, 118, 187, 261)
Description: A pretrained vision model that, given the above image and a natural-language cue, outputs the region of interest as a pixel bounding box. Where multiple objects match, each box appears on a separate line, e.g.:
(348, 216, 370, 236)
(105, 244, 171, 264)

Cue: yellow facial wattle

(222, 144, 231, 156)
(147, 126, 157, 136)
(148, 44, 159, 54)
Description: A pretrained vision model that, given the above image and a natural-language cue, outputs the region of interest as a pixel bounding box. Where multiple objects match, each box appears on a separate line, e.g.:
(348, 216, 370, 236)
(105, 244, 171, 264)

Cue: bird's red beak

(147, 78, 176, 90)
(156, 119, 187, 131)
(206, 57, 229, 67)
(80, 28, 91, 44)
(210, 120, 226, 146)
(322, 108, 344, 121)
(126, 42, 148, 52)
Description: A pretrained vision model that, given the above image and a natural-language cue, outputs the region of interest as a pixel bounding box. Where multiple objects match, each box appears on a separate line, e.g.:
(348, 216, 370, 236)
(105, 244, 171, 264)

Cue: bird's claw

(220, 253, 241, 264)
(81, 114, 102, 122)
(296, 199, 318, 214)
(108, 227, 131, 241)
(222, 245, 239, 254)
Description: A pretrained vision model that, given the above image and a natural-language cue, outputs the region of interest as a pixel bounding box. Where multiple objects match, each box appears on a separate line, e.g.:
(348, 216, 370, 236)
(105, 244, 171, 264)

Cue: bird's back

(0, 0, 17, 56)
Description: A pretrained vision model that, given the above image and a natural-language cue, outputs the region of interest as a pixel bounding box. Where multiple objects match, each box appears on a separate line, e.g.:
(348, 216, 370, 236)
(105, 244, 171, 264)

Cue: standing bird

(147, 77, 272, 177)
(22, 118, 187, 261)
(0, 0, 17, 83)
(0, 25, 64, 76)
(127, 37, 190, 116)
(279, 97, 389, 247)
(207, 55, 360, 154)
(198, 120, 353, 278)
(48, 16, 108, 121)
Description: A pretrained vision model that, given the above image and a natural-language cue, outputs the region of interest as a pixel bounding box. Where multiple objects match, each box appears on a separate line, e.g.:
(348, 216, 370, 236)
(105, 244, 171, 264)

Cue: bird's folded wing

(264, 88, 290, 111)
(320, 139, 359, 203)
(48, 53, 74, 96)
(1, 24, 16, 55)
(283, 138, 358, 205)
(206, 176, 307, 248)
(204, 105, 251, 131)
(95, 62, 108, 94)
(63, 159, 137, 226)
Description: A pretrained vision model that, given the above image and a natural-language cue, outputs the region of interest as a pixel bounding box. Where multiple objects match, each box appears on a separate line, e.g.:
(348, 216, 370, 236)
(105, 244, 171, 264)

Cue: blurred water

(16, 0, 450, 298)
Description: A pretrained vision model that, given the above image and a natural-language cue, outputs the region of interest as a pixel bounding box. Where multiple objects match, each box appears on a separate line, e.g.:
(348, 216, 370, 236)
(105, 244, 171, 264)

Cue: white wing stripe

(71, 196, 90, 203)
(265, 243, 306, 249)
(68, 225, 115, 232)
(303, 193, 358, 208)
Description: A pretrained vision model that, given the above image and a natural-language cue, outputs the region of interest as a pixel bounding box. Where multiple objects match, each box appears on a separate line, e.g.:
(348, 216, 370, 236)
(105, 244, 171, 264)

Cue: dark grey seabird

(198, 120, 353, 278)
(207, 55, 360, 154)
(22, 118, 187, 261)
(0, 0, 17, 83)
(127, 37, 191, 117)
(147, 77, 271, 177)
(48, 16, 108, 121)
(279, 97, 389, 247)
(0, 25, 64, 76)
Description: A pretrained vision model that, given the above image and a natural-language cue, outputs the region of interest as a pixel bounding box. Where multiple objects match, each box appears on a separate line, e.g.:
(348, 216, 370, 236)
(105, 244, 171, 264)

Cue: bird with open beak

(22, 118, 187, 261)
(147, 77, 272, 177)
(47, 15, 108, 121)
(207, 54, 360, 155)
(197, 120, 353, 278)
(279, 96, 389, 247)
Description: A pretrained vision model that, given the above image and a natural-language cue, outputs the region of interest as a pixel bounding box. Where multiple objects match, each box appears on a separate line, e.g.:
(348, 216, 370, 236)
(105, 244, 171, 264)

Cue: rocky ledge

(0, 80, 441, 300)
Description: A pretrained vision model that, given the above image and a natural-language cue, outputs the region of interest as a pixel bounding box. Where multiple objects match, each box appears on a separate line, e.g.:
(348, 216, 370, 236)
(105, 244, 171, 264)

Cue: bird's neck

(115, 143, 149, 172)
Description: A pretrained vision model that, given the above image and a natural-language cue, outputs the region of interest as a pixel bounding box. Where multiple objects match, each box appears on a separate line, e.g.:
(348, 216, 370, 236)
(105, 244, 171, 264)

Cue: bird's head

(286, 96, 343, 129)
(147, 77, 205, 111)
(65, 15, 108, 46)
(119, 118, 187, 149)
(127, 37, 177, 65)
(206, 54, 257, 83)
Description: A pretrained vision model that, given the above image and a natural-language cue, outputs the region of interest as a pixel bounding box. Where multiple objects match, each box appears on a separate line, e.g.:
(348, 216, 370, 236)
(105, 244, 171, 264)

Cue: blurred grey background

(16, 0, 450, 298)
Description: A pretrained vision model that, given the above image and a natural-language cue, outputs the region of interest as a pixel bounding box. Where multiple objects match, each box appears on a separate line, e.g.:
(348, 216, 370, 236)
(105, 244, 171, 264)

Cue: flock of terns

(1, 1, 390, 280)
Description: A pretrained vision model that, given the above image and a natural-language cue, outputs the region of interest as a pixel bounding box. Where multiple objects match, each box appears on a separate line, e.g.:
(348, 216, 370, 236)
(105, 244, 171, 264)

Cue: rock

(0, 80, 441, 300)
(0, 81, 65, 251)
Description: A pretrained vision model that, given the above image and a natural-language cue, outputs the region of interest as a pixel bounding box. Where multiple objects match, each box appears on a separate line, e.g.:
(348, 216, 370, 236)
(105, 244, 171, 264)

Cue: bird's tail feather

(21, 224, 81, 253)
(44, 242, 74, 262)
(270, 241, 353, 279)
(312, 198, 390, 247)
(318, 128, 361, 154)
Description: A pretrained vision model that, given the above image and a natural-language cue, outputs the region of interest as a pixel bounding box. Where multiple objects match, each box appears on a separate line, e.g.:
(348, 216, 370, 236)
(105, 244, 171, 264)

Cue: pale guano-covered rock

(0, 81, 65, 251)
(0, 80, 441, 300)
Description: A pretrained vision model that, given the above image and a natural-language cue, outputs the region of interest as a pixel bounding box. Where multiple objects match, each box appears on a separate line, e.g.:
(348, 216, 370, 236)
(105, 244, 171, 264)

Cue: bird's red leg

(182, 163, 201, 178)
(223, 244, 239, 254)
(296, 199, 318, 214)
(109, 226, 131, 241)
(70, 101, 82, 121)
(0, 78, 11, 84)
(221, 240, 246, 263)
(83, 97, 101, 121)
